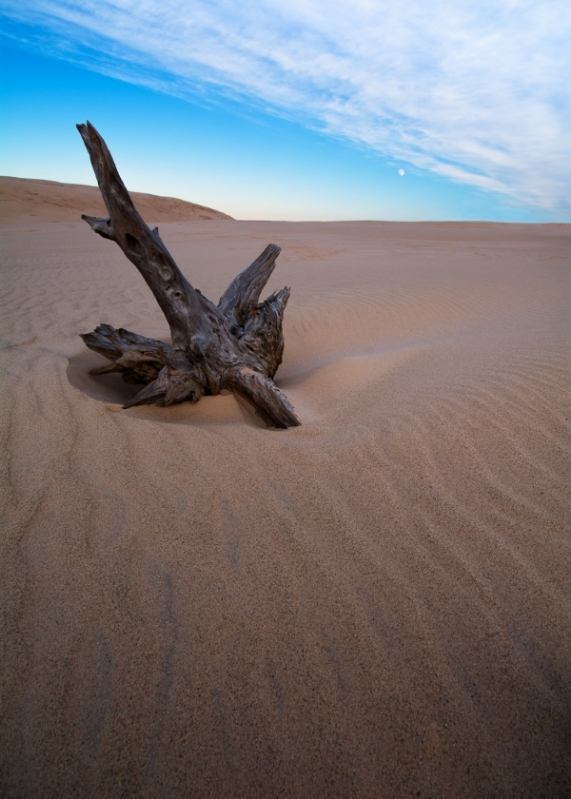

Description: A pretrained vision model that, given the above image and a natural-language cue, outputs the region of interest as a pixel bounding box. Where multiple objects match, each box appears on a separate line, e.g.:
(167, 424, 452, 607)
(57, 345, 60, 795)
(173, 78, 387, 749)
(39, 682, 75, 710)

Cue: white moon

(398, 169, 405, 176)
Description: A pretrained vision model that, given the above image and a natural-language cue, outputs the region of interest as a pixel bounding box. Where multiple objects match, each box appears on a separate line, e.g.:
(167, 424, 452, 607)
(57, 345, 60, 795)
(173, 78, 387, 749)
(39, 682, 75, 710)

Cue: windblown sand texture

(1, 198, 570, 797)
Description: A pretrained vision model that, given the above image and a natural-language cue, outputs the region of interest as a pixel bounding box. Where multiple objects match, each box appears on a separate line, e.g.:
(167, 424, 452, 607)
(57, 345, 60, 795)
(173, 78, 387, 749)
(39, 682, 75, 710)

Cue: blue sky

(1, 1, 569, 221)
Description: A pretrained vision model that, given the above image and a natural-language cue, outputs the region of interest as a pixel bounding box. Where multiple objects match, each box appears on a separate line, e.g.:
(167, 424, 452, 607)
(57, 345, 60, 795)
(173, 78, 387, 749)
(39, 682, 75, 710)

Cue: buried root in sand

(77, 121, 300, 429)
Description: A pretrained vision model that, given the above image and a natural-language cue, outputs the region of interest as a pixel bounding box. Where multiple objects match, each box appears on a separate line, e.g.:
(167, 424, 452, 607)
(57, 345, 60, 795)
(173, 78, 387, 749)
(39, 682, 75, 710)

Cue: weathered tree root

(77, 122, 300, 428)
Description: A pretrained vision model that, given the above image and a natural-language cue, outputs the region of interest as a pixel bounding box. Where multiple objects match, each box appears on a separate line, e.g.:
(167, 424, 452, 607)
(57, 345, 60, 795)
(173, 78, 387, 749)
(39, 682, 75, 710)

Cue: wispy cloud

(2, 0, 570, 214)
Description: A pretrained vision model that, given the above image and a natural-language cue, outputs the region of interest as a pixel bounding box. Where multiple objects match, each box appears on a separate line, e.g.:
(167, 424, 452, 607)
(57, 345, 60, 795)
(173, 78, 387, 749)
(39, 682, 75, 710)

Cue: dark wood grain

(77, 122, 300, 428)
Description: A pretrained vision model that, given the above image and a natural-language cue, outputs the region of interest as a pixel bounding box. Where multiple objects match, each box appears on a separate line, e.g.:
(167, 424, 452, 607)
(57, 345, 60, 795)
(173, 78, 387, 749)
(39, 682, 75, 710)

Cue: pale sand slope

(1, 218, 570, 799)
(0, 176, 233, 223)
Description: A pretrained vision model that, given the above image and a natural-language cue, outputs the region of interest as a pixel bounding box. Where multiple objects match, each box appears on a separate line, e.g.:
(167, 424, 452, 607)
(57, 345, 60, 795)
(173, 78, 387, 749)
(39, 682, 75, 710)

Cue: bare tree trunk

(77, 122, 300, 428)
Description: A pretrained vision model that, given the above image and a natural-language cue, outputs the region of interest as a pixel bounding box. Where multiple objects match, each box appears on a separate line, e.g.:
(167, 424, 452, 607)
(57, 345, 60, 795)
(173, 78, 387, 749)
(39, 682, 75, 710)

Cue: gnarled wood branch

(78, 122, 300, 428)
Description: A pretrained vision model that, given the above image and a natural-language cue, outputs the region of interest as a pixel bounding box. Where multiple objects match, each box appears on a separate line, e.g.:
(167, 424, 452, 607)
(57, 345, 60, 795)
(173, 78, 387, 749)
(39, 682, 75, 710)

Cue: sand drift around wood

(76, 122, 300, 428)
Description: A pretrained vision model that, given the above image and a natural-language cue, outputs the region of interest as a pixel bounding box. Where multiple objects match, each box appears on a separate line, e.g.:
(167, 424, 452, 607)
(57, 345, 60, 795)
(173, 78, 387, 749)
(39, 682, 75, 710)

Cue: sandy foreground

(1, 208, 570, 798)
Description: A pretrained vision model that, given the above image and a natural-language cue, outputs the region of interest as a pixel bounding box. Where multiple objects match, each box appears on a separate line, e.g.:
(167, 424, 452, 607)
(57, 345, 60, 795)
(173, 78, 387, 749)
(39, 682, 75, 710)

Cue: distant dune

(0, 175, 234, 223)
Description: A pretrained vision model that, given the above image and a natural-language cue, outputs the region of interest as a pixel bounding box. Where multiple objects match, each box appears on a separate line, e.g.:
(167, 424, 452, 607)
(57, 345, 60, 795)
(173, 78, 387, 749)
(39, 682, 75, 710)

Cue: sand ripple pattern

(1, 221, 570, 798)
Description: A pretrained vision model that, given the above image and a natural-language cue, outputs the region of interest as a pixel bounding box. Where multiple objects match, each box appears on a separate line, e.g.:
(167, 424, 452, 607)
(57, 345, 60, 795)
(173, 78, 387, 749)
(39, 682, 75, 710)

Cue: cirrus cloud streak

(2, 0, 570, 214)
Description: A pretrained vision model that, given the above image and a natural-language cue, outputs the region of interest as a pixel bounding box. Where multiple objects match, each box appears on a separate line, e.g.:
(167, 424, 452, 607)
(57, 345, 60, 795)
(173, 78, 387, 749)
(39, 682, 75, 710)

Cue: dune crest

(0, 175, 233, 223)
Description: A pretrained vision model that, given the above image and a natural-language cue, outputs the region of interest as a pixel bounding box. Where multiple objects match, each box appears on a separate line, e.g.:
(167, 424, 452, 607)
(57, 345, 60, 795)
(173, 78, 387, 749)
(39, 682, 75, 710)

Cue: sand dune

(1, 213, 570, 798)
(0, 176, 233, 223)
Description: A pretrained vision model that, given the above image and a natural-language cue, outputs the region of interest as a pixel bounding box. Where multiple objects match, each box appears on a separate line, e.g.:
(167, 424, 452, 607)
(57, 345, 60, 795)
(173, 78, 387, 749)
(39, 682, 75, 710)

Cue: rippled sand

(1, 219, 570, 798)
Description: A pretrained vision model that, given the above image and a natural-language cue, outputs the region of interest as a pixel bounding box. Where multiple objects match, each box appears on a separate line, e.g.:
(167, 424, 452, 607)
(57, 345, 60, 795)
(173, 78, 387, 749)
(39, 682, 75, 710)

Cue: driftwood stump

(77, 122, 300, 428)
